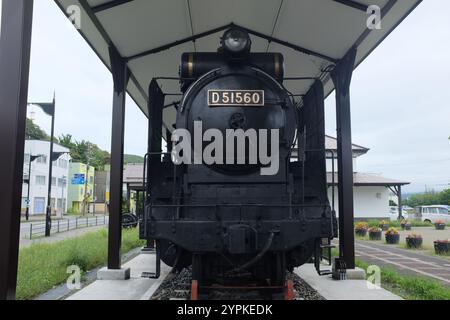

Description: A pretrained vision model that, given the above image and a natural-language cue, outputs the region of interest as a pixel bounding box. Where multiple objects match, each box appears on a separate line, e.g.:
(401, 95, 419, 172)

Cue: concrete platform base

(296, 264, 402, 300)
(97, 267, 131, 280)
(141, 247, 156, 254)
(67, 253, 170, 300)
(346, 267, 366, 280)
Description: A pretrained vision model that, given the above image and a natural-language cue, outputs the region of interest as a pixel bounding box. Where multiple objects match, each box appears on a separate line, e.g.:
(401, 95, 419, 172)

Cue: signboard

(71, 174, 85, 185)
(208, 90, 265, 107)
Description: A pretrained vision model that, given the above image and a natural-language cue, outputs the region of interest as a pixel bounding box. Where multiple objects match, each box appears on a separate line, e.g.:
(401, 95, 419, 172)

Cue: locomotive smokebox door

(227, 224, 257, 254)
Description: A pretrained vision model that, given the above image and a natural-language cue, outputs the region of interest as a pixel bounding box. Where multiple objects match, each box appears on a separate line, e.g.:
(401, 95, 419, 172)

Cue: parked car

(389, 206, 409, 220)
(414, 205, 450, 223)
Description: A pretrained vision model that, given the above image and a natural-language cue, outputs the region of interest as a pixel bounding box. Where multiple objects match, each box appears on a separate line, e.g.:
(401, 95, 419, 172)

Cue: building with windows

(292, 136, 410, 220)
(21, 140, 71, 216)
(67, 162, 95, 213)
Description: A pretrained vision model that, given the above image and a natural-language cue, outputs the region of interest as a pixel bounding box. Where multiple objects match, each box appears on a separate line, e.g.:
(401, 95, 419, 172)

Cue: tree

(26, 118, 50, 141)
(404, 189, 450, 207)
(439, 189, 450, 206)
(59, 134, 111, 170)
(124, 154, 144, 164)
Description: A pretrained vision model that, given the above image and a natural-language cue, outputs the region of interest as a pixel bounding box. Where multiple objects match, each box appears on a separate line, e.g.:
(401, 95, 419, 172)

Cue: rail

(23, 215, 109, 240)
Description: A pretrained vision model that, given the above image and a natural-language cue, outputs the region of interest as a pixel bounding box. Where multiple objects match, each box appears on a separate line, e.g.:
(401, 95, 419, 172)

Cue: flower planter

(379, 224, 389, 231)
(355, 229, 367, 237)
(401, 224, 412, 231)
(385, 233, 400, 244)
(435, 223, 446, 230)
(406, 237, 422, 249)
(434, 242, 450, 255)
(369, 231, 382, 241)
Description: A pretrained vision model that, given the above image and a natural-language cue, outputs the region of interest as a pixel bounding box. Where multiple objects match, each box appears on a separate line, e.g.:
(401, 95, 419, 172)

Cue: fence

(24, 215, 108, 240)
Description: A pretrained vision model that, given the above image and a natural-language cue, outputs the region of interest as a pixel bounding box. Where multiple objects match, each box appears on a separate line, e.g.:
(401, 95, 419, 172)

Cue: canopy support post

(0, 0, 34, 300)
(331, 47, 357, 270)
(107, 46, 130, 270)
(397, 185, 402, 221)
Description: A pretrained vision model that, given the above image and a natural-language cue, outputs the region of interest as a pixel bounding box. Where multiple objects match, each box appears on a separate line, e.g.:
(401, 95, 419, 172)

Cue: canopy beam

(333, 0, 368, 12)
(92, 0, 135, 13)
(78, 0, 149, 105)
(126, 23, 338, 64)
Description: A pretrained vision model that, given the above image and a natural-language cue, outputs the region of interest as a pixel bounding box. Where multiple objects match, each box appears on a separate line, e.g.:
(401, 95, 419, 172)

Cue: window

(34, 198, 46, 214)
(57, 198, 67, 210)
(35, 176, 46, 186)
(59, 159, 68, 168)
(89, 176, 94, 184)
(24, 154, 30, 164)
(429, 208, 439, 214)
(36, 155, 47, 164)
(52, 177, 57, 186)
(58, 178, 67, 188)
(438, 208, 449, 214)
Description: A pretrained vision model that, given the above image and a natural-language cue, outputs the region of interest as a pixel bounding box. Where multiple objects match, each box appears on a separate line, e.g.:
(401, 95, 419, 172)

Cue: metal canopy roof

(54, 0, 421, 131)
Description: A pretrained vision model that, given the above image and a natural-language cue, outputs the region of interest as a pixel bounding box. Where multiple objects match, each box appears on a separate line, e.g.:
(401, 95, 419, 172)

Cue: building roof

(327, 172, 410, 187)
(291, 135, 369, 159)
(123, 163, 144, 184)
(54, 0, 422, 134)
(123, 164, 410, 188)
(25, 139, 71, 153)
(325, 135, 369, 157)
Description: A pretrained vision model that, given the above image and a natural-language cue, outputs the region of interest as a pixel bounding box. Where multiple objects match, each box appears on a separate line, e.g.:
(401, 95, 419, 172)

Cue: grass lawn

(355, 259, 450, 300)
(16, 228, 145, 300)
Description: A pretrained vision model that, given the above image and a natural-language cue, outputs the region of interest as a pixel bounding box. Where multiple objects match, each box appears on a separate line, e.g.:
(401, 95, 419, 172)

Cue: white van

(414, 205, 450, 223)
(389, 206, 409, 220)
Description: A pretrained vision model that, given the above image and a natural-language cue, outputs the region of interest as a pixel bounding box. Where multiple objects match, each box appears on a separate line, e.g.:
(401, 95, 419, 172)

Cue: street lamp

(24, 154, 41, 221)
(28, 94, 56, 237)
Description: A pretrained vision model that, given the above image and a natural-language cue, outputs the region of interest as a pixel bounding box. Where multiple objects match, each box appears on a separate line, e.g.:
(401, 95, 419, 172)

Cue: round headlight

(222, 28, 251, 56)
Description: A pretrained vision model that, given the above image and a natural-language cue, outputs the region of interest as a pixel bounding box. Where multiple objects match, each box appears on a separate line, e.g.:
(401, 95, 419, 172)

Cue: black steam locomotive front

(142, 28, 335, 293)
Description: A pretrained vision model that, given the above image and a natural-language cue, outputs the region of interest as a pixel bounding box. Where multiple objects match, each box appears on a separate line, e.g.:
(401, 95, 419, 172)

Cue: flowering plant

(385, 227, 399, 235)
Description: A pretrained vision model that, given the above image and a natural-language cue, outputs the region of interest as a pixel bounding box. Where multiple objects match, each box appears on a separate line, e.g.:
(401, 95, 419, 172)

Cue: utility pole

(83, 144, 92, 216)
(61, 175, 66, 217)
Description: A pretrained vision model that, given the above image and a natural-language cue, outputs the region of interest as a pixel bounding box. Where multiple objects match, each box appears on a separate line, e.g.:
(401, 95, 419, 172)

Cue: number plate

(208, 90, 264, 107)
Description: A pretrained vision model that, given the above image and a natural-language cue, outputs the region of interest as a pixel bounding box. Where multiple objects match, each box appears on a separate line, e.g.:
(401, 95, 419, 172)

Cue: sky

(24, 0, 449, 193)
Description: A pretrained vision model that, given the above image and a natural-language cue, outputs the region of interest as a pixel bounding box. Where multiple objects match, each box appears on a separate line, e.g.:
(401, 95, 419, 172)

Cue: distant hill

(124, 154, 144, 164)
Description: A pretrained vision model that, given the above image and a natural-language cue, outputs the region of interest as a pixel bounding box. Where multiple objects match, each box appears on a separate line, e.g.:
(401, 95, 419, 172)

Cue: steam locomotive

(141, 28, 336, 299)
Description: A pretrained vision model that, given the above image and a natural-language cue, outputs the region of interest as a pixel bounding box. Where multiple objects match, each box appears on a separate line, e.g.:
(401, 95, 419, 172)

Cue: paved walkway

(295, 264, 402, 300)
(354, 240, 450, 287)
(66, 253, 171, 300)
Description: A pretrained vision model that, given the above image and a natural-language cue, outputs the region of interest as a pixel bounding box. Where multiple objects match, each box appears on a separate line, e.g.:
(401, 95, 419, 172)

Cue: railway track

(149, 268, 325, 300)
